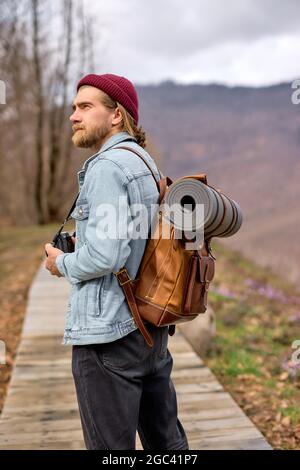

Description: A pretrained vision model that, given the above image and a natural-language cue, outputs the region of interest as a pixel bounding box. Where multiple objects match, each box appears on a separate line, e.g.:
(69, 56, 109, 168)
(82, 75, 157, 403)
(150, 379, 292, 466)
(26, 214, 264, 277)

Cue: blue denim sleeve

(55, 159, 132, 284)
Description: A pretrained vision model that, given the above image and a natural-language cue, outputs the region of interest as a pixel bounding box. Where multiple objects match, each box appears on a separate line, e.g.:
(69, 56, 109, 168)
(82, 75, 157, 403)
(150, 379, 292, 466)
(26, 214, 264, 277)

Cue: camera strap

(53, 194, 79, 242)
(65, 195, 79, 223)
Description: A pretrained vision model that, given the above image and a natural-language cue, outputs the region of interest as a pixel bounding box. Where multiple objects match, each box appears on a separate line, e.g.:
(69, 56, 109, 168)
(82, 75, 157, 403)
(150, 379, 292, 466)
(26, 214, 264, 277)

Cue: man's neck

(91, 129, 121, 153)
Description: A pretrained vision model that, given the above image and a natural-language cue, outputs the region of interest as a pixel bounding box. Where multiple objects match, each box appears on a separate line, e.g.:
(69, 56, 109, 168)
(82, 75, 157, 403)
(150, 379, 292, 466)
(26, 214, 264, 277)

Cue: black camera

(52, 230, 75, 253)
(45, 229, 76, 257)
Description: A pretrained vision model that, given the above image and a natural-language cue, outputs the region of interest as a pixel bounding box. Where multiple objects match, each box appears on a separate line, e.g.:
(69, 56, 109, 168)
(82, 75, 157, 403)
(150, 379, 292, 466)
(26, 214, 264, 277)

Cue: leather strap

(59, 143, 172, 346)
(115, 145, 162, 196)
(113, 146, 169, 347)
(115, 148, 212, 345)
(114, 268, 154, 347)
(113, 147, 215, 345)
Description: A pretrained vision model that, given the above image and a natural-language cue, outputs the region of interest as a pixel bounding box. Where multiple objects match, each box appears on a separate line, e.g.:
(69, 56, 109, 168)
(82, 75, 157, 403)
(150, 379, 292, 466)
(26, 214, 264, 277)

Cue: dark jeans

(72, 323, 189, 450)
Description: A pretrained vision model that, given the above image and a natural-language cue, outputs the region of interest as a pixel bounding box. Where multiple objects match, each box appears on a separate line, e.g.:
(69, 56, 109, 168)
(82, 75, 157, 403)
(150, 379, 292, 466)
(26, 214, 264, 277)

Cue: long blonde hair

(101, 93, 147, 148)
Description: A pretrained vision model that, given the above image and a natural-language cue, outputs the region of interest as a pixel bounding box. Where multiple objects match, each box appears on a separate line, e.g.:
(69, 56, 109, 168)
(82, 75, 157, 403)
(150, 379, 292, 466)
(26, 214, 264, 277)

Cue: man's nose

(70, 111, 81, 123)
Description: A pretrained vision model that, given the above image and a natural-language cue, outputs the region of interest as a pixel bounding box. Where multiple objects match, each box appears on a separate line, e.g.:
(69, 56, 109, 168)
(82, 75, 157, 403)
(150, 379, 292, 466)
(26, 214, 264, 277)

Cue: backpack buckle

(114, 267, 132, 286)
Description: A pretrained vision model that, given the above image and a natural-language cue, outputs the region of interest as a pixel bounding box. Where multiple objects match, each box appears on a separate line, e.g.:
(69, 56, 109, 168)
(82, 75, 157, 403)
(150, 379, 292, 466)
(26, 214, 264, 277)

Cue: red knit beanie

(77, 73, 139, 125)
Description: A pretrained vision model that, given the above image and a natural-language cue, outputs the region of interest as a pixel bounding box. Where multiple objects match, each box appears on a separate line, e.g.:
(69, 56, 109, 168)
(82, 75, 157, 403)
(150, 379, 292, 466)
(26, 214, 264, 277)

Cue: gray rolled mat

(163, 178, 242, 240)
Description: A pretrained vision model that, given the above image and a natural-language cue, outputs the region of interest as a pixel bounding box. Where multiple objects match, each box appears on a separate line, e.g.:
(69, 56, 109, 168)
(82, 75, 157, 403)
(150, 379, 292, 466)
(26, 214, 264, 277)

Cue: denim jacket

(56, 132, 161, 345)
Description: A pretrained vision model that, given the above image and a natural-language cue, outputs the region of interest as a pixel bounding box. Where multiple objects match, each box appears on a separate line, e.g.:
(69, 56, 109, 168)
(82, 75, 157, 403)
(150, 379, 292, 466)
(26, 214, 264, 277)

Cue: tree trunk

(32, 0, 47, 224)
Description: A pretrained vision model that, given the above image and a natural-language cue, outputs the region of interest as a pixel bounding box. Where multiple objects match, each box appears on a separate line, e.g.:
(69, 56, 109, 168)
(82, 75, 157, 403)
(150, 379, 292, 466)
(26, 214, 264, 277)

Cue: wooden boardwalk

(0, 264, 272, 450)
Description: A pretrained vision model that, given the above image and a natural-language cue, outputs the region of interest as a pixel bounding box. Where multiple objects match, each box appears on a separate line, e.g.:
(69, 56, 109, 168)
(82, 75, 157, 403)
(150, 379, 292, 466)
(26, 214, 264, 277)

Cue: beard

(72, 122, 111, 149)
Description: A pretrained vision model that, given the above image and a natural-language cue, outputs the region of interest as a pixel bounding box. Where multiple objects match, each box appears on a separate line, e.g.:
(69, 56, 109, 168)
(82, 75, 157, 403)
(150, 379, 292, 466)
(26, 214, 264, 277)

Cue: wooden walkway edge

(0, 263, 272, 450)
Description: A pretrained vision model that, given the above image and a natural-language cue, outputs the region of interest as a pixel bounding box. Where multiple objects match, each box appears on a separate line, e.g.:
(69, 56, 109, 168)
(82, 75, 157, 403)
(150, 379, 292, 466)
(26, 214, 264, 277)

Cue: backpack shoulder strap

(114, 145, 168, 203)
(113, 145, 171, 347)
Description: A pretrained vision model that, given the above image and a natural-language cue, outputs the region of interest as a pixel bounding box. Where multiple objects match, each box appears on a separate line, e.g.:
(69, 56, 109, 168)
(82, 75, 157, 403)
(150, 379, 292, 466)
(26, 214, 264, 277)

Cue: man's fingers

(44, 243, 64, 258)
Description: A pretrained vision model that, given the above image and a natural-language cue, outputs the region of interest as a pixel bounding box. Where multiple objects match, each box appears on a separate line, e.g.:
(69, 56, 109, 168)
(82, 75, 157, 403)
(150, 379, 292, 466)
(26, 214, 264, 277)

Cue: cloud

(87, 0, 300, 85)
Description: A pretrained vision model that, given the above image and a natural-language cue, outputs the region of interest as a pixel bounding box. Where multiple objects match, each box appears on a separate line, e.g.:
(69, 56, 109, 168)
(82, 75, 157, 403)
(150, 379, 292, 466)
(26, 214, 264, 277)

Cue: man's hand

(44, 243, 64, 277)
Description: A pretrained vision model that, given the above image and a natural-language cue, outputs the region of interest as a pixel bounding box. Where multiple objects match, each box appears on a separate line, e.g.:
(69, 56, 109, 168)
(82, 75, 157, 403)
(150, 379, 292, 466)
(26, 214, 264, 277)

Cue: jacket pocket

(85, 278, 104, 318)
(73, 279, 104, 329)
(98, 275, 107, 316)
(71, 201, 89, 220)
(70, 201, 89, 243)
(99, 328, 149, 370)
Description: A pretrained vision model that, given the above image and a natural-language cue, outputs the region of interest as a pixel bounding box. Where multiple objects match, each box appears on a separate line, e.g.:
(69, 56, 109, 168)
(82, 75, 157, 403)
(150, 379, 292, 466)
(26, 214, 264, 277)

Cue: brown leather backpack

(113, 146, 216, 347)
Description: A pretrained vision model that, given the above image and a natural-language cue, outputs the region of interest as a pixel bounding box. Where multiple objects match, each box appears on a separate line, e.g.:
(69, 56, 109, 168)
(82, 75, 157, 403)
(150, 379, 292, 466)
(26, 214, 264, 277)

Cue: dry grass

(204, 241, 300, 450)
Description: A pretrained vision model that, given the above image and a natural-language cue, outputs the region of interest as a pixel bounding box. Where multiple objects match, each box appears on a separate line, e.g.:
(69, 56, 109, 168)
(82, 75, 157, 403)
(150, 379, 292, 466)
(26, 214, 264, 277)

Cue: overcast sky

(84, 0, 300, 87)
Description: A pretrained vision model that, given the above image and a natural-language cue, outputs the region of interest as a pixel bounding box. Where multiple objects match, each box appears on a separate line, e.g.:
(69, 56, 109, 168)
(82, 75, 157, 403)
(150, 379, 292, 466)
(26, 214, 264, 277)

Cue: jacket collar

(77, 132, 137, 187)
(99, 131, 137, 154)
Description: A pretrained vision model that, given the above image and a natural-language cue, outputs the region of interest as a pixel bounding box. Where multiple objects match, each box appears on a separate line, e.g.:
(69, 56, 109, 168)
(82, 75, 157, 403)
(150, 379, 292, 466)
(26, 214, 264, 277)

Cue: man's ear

(111, 107, 123, 126)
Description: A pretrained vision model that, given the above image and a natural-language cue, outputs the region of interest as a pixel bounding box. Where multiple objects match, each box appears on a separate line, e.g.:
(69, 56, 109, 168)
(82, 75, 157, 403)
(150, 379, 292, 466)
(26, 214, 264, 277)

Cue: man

(45, 73, 189, 450)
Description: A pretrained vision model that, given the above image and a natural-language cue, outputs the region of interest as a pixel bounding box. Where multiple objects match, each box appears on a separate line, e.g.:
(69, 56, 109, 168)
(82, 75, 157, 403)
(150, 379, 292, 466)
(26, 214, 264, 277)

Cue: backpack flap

(179, 173, 207, 185)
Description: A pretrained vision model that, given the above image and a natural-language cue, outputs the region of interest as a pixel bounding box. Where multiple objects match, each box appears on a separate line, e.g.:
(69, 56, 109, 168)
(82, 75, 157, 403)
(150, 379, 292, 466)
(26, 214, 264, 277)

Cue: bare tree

(47, 0, 73, 221)
(31, 0, 47, 223)
(0, 0, 36, 223)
